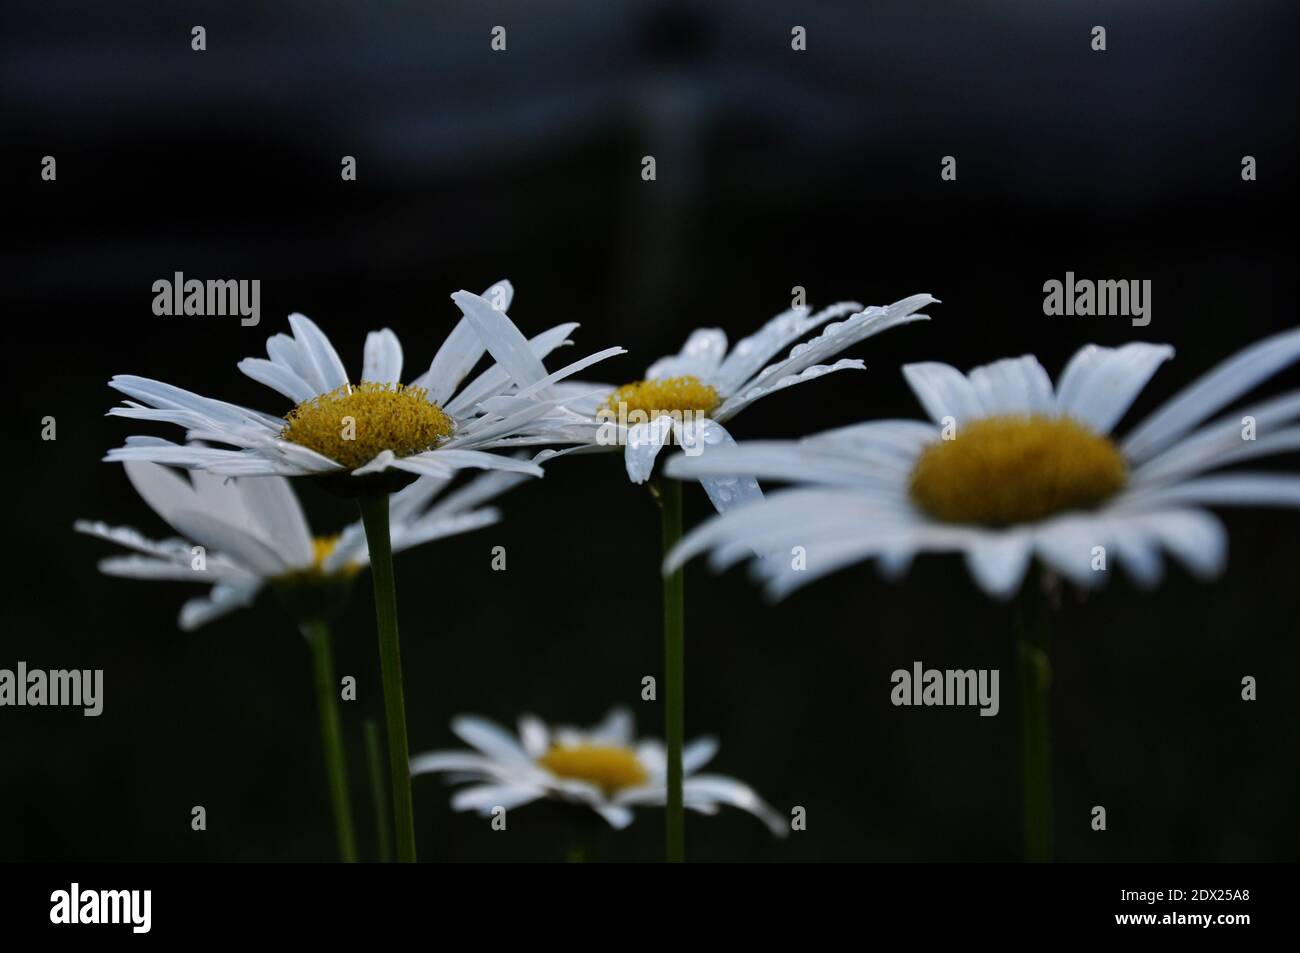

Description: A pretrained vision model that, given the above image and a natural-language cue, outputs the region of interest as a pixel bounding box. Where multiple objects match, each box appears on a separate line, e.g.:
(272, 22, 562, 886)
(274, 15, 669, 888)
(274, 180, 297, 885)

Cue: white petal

(409, 751, 501, 776)
(287, 313, 350, 392)
(682, 774, 787, 837)
(517, 715, 550, 759)
(644, 328, 728, 381)
(237, 358, 317, 404)
(450, 290, 550, 392)
(588, 707, 635, 746)
(1054, 342, 1173, 435)
(963, 531, 1033, 599)
(744, 295, 935, 393)
(623, 417, 674, 484)
(902, 362, 985, 424)
(1123, 326, 1300, 461)
(450, 784, 544, 813)
(682, 736, 719, 774)
(714, 358, 864, 422)
(676, 418, 764, 513)
(967, 355, 1055, 417)
(178, 582, 262, 630)
(443, 322, 579, 415)
(362, 328, 403, 384)
(715, 300, 863, 394)
(451, 715, 532, 764)
(232, 474, 314, 567)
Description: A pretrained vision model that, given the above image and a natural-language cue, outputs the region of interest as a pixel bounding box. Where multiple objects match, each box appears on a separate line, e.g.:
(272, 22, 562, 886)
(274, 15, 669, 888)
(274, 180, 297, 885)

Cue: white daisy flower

(77, 459, 527, 628)
(412, 707, 787, 836)
(665, 328, 1300, 599)
(105, 281, 626, 493)
(485, 293, 937, 511)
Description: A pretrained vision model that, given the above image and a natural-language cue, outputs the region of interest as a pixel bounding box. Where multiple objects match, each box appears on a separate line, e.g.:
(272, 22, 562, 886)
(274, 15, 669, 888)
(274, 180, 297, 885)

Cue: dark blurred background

(3, 0, 1298, 862)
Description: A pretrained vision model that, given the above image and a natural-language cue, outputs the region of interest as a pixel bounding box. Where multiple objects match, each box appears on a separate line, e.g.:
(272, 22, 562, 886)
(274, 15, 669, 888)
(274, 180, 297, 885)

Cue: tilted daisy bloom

(666, 327, 1300, 599)
(666, 326, 1300, 861)
(449, 289, 934, 861)
(102, 280, 622, 863)
(412, 707, 786, 837)
(76, 460, 527, 629)
(104, 281, 624, 489)
(513, 293, 938, 511)
(78, 457, 526, 862)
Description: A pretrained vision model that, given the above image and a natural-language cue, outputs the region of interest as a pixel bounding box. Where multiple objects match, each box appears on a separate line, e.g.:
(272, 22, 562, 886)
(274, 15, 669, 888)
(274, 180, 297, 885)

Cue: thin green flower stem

(302, 619, 357, 863)
(657, 478, 686, 863)
(357, 494, 417, 863)
(364, 718, 393, 863)
(1016, 581, 1053, 863)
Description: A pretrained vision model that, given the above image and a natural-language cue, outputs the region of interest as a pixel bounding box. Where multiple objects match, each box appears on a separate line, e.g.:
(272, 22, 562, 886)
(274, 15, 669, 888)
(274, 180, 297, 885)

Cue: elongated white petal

(362, 328, 404, 384)
(409, 751, 502, 777)
(179, 582, 262, 631)
(237, 358, 317, 404)
(745, 295, 934, 393)
(645, 328, 728, 381)
(1054, 342, 1173, 435)
(963, 531, 1033, 600)
(451, 290, 550, 392)
(715, 358, 864, 422)
(716, 300, 863, 394)
(967, 355, 1055, 417)
(451, 715, 532, 764)
(902, 362, 985, 424)
(287, 313, 350, 393)
(624, 417, 674, 484)
(1123, 326, 1300, 461)
(675, 418, 763, 513)
(681, 774, 788, 837)
(451, 783, 545, 813)
(444, 322, 579, 416)
(232, 473, 314, 568)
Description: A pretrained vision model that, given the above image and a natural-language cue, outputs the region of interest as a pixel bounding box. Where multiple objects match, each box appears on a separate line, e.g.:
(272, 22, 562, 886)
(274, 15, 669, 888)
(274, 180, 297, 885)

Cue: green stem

(357, 494, 417, 863)
(364, 718, 393, 863)
(657, 478, 686, 863)
(302, 620, 357, 862)
(1016, 581, 1053, 863)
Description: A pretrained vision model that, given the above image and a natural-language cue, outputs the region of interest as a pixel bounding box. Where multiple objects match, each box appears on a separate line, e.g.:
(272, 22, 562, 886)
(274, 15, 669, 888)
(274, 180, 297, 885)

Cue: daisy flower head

(77, 459, 527, 628)
(412, 707, 787, 835)
(666, 327, 1300, 599)
(506, 293, 937, 511)
(105, 281, 626, 496)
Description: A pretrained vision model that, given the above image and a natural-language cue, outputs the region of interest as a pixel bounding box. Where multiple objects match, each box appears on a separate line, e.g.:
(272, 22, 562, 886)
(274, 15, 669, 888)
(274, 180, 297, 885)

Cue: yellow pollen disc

(909, 415, 1127, 526)
(600, 375, 721, 420)
(280, 381, 454, 471)
(309, 534, 360, 577)
(537, 744, 649, 794)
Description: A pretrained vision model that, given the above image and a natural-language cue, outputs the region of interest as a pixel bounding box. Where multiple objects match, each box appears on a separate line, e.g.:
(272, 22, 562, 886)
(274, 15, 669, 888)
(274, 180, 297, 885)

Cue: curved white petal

(287, 313, 350, 393)
(362, 328, 404, 384)
(1123, 326, 1300, 461)
(624, 417, 674, 484)
(451, 715, 532, 764)
(902, 362, 985, 424)
(1054, 342, 1173, 435)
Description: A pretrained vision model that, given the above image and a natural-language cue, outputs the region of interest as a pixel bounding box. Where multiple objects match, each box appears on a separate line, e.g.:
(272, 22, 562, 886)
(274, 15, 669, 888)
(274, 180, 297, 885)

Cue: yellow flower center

(599, 375, 721, 421)
(277, 534, 361, 582)
(310, 534, 361, 576)
(537, 743, 650, 794)
(280, 382, 454, 471)
(909, 415, 1127, 526)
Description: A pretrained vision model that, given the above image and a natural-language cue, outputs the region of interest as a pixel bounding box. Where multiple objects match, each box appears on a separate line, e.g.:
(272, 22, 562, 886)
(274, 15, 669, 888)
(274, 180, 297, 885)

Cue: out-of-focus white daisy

(481, 293, 937, 511)
(666, 328, 1300, 598)
(77, 459, 526, 628)
(105, 281, 625, 490)
(411, 707, 786, 835)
